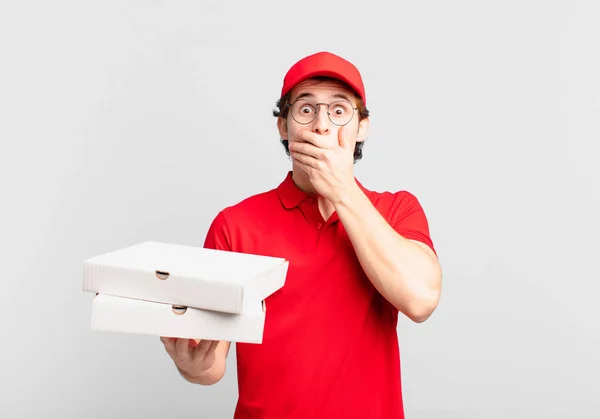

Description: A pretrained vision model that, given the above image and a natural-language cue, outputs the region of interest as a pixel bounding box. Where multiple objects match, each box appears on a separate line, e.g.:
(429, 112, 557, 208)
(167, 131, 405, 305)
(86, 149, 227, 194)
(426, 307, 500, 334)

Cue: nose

(311, 104, 330, 135)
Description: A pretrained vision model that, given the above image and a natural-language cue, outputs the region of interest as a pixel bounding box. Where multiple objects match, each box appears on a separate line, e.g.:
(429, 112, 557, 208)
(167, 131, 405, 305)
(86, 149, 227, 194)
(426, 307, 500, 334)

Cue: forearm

(333, 184, 442, 322)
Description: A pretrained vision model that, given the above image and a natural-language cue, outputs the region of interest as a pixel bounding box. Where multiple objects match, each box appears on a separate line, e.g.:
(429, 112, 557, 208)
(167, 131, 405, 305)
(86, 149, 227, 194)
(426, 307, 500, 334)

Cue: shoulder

(208, 186, 280, 231)
(220, 188, 280, 220)
(363, 185, 425, 220)
(203, 187, 280, 250)
(360, 182, 436, 251)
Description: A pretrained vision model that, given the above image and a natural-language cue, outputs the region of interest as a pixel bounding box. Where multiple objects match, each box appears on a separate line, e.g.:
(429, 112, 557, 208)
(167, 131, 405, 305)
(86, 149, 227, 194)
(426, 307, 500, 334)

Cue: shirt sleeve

(391, 192, 437, 257)
(203, 211, 233, 251)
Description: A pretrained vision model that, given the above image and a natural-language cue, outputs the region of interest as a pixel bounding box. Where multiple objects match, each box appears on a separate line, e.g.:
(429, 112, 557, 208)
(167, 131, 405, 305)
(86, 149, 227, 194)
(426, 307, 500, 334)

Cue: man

(161, 51, 442, 418)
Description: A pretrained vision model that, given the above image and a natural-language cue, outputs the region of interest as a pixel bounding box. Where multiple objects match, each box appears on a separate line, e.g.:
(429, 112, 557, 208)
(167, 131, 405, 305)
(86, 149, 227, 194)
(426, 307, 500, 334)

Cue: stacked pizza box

(82, 241, 288, 344)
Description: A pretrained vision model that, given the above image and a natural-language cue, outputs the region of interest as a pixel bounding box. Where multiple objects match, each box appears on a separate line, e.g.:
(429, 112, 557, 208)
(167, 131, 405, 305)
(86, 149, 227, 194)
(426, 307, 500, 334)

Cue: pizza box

(90, 293, 266, 344)
(82, 241, 288, 314)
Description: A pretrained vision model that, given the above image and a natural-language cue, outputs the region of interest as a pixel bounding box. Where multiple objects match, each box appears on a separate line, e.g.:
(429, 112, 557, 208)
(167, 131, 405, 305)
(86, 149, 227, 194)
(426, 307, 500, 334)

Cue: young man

(161, 51, 442, 419)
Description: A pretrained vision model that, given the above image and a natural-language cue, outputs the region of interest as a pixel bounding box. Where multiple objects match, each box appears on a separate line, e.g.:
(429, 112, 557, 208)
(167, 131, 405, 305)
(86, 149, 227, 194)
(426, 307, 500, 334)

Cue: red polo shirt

(203, 171, 435, 419)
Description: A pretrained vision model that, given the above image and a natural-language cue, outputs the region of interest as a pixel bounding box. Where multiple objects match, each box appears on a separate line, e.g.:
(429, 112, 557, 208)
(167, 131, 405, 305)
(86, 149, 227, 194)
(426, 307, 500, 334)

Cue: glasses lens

(328, 101, 354, 126)
(290, 101, 315, 124)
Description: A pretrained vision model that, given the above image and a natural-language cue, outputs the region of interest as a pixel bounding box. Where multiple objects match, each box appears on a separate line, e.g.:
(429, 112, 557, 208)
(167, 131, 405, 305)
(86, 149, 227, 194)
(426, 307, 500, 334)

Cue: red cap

(280, 51, 366, 105)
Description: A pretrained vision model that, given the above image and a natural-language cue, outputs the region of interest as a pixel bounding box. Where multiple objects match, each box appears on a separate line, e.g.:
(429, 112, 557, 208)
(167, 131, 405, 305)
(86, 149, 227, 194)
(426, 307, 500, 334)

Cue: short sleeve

(203, 211, 233, 251)
(391, 192, 436, 256)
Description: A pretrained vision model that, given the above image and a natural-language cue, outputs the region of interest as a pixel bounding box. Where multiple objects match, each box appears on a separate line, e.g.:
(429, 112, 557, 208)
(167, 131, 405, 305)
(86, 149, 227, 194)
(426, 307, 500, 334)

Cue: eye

(331, 104, 348, 115)
(298, 103, 315, 114)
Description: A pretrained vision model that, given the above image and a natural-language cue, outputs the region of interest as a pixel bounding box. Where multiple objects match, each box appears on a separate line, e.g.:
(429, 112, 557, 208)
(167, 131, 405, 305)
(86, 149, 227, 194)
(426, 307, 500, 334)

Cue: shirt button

(316, 223, 322, 229)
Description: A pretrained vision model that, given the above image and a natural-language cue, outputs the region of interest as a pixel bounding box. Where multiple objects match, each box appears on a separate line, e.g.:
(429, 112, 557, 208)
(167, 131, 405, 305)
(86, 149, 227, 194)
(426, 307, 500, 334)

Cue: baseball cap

(280, 51, 366, 105)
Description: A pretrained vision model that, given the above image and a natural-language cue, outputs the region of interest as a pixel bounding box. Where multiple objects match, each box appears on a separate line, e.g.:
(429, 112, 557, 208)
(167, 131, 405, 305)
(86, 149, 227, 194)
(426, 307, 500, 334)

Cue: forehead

(290, 78, 358, 102)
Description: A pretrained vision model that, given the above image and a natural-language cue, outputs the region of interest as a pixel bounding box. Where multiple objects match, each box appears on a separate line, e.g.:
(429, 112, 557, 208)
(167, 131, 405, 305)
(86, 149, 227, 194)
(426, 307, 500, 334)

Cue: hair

(272, 76, 370, 163)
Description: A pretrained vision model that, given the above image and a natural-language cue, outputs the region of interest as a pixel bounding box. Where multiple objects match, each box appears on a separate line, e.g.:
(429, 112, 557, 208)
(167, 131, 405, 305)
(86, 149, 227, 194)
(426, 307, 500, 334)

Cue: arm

(333, 184, 442, 323)
(161, 211, 234, 384)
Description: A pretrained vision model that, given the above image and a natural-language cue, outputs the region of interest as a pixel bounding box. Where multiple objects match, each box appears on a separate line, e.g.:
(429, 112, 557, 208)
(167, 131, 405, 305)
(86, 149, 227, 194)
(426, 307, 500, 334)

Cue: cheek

(286, 126, 305, 143)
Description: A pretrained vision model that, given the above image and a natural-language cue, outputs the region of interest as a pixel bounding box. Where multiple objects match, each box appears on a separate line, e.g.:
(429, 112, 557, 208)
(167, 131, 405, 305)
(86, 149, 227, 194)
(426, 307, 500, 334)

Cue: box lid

(82, 241, 288, 314)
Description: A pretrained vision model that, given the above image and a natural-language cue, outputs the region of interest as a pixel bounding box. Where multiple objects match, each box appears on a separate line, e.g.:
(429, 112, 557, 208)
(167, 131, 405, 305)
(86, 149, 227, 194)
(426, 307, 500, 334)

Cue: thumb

(337, 124, 352, 151)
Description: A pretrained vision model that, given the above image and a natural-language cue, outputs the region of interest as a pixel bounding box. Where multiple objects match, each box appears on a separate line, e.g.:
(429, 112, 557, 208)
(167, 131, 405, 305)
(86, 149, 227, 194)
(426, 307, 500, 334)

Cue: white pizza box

(90, 293, 267, 343)
(82, 241, 288, 314)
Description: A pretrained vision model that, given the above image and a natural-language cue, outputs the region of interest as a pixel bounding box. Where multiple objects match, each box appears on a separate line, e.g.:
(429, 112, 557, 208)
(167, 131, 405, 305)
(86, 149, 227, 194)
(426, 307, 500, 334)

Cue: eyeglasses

(287, 99, 358, 126)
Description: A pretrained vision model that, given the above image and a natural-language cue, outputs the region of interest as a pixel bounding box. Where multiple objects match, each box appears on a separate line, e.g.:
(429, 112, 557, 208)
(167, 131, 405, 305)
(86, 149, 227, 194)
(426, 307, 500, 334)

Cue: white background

(1, 1, 599, 418)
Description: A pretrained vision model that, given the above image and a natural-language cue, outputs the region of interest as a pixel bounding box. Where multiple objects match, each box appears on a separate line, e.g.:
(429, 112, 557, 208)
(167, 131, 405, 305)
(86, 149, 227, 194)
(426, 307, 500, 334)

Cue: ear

(356, 117, 370, 142)
(277, 117, 288, 140)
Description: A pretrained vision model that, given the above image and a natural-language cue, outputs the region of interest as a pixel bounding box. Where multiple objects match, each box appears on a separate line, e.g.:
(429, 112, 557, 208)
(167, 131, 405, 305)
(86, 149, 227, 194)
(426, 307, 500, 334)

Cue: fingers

(175, 337, 192, 356)
(337, 124, 352, 151)
(160, 336, 177, 354)
(161, 337, 221, 361)
(291, 151, 319, 169)
(208, 340, 220, 354)
(289, 139, 326, 168)
(193, 339, 220, 357)
(194, 339, 212, 355)
(297, 130, 332, 149)
(289, 141, 321, 159)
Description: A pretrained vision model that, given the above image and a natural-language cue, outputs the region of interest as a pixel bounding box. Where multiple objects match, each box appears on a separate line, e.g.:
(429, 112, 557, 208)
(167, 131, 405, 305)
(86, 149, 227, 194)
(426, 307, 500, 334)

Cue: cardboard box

(82, 241, 288, 314)
(90, 293, 267, 343)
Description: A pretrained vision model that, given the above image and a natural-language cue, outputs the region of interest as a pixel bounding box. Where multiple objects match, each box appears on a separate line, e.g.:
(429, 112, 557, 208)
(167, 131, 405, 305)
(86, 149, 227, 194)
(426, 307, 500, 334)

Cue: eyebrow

(332, 93, 353, 102)
(293, 92, 354, 103)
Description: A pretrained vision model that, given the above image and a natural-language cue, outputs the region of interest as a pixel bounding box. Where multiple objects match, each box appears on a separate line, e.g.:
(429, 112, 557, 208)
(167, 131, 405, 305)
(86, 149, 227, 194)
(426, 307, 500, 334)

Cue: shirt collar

(276, 171, 371, 209)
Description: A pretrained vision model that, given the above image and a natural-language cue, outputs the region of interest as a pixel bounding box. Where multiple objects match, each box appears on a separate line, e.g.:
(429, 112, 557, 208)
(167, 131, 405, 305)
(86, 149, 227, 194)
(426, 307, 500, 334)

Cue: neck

(291, 168, 315, 195)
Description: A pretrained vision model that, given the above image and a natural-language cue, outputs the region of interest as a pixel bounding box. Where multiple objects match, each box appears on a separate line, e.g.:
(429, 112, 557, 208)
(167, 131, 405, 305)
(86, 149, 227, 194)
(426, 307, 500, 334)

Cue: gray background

(1, 1, 599, 418)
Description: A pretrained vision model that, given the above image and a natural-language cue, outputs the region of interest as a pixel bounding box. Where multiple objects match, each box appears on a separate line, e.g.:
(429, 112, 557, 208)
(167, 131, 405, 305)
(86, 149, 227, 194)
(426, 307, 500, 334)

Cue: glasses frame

(287, 99, 358, 127)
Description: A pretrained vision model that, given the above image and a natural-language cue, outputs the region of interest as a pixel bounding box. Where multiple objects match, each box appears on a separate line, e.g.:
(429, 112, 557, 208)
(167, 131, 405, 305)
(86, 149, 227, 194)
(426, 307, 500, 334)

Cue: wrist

(331, 180, 364, 208)
(178, 363, 223, 385)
